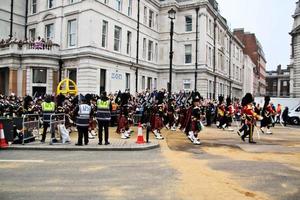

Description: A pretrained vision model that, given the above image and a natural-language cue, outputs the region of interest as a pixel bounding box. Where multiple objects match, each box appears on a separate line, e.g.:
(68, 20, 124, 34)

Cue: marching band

(0, 90, 279, 145)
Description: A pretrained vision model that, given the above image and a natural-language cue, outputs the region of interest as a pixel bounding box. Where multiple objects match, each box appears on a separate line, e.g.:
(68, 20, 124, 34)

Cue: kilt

(191, 120, 201, 132)
(116, 115, 128, 133)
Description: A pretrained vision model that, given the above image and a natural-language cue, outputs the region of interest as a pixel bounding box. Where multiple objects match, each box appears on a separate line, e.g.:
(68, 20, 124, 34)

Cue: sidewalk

(6, 127, 160, 151)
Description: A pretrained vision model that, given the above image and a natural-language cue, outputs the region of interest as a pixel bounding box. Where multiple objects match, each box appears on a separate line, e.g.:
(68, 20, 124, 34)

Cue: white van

(289, 104, 300, 125)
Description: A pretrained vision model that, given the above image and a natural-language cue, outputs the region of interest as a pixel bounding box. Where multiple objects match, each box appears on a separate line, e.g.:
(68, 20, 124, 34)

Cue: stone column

(22, 70, 27, 96)
(53, 70, 58, 94)
(277, 78, 281, 97)
(8, 68, 18, 95)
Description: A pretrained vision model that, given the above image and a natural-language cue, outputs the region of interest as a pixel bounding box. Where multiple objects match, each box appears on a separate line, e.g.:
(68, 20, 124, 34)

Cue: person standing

(41, 95, 56, 143)
(240, 93, 262, 144)
(74, 95, 92, 146)
(96, 92, 112, 145)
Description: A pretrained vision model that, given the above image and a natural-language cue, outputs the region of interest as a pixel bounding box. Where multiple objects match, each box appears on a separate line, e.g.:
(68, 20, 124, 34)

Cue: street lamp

(168, 8, 176, 98)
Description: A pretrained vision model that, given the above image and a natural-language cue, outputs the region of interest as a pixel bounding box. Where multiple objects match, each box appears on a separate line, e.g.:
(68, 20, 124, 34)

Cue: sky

(217, 0, 295, 70)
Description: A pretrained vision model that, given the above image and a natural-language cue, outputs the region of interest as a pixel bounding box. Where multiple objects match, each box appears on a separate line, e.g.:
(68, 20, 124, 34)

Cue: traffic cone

(136, 122, 145, 144)
(0, 123, 8, 149)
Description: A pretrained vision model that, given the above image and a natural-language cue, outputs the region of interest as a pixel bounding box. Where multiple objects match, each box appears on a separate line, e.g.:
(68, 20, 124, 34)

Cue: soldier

(96, 92, 112, 145)
(217, 96, 226, 129)
(166, 97, 177, 131)
(260, 96, 275, 134)
(74, 95, 92, 146)
(186, 93, 202, 145)
(240, 93, 262, 144)
(41, 95, 56, 143)
(224, 97, 234, 131)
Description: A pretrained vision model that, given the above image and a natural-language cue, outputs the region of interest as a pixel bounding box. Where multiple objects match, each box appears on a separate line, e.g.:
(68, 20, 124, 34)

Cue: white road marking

(0, 160, 44, 163)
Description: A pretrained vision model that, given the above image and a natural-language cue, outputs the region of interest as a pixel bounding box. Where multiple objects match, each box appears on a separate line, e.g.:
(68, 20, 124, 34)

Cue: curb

(4, 143, 160, 151)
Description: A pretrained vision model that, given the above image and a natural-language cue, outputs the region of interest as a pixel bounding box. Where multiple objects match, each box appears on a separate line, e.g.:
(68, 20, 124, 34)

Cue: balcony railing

(0, 40, 60, 55)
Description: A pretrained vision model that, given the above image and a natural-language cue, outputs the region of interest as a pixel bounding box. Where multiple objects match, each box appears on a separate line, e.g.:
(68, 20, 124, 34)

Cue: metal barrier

(22, 114, 40, 145)
(49, 113, 65, 144)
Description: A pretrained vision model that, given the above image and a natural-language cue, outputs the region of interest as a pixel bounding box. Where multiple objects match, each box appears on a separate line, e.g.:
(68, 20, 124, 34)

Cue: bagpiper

(185, 92, 202, 145)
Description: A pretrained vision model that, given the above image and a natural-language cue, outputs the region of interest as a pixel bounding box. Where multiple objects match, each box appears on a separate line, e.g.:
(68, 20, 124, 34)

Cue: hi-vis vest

(41, 102, 55, 122)
(96, 99, 111, 121)
(76, 104, 91, 127)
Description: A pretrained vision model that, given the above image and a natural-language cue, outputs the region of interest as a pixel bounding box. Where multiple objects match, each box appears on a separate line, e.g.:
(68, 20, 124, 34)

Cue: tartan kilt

(191, 120, 201, 132)
(153, 115, 163, 130)
(116, 115, 128, 133)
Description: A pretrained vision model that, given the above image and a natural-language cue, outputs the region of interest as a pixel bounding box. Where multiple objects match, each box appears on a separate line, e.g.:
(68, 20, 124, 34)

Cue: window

(125, 73, 130, 90)
(143, 7, 147, 25)
(67, 20, 77, 47)
(185, 16, 192, 32)
(149, 10, 154, 28)
(185, 44, 192, 64)
(126, 31, 132, 55)
(148, 40, 153, 61)
(115, 0, 122, 11)
(142, 76, 145, 90)
(114, 26, 122, 51)
(101, 20, 108, 48)
(45, 24, 54, 41)
(128, 0, 132, 16)
(68, 69, 77, 84)
(147, 77, 152, 90)
(183, 79, 191, 90)
(142, 38, 146, 59)
(48, 0, 54, 8)
(32, 69, 47, 83)
(154, 78, 157, 90)
(29, 28, 36, 40)
(32, 0, 37, 14)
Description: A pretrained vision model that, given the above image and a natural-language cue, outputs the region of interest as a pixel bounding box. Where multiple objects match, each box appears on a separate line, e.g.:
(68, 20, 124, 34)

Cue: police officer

(74, 95, 92, 146)
(41, 95, 56, 143)
(96, 92, 112, 145)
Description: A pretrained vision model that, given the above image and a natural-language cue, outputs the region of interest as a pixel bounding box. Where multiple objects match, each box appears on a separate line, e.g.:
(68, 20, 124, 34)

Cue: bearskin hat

(56, 93, 65, 107)
(226, 97, 232, 106)
(121, 92, 130, 106)
(264, 96, 270, 103)
(156, 91, 165, 105)
(192, 91, 201, 103)
(85, 93, 92, 102)
(242, 93, 253, 106)
(23, 95, 33, 109)
(218, 96, 224, 104)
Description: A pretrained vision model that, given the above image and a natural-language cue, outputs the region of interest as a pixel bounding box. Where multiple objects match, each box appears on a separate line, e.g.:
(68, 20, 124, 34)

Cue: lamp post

(168, 8, 176, 98)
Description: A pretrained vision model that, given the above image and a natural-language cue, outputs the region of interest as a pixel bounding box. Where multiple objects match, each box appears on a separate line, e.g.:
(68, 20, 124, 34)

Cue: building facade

(0, 0, 247, 99)
(290, 1, 300, 98)
(233, 28, 267, 97)
(266, 65, 290, 97)
(243, 54, 255, 95)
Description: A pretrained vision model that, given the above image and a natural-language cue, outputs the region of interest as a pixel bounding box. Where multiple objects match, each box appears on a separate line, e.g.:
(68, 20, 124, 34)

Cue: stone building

(233, 28, 267, 97)
(266, 65, 290, 97)
(0, 0, 247, 99)
(290, 1, 300, 98)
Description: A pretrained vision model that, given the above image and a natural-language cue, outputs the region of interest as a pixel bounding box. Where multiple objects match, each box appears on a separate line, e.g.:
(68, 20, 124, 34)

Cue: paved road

(0, 150, 178, 200)
(0, 125, 299, 200)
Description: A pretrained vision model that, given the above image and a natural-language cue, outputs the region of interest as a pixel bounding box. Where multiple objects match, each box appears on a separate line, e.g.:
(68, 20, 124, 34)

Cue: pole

(213, 18, 217, 99)
(9, 0, 14, 39)
(25, 0, 29, 40)
(195, 8, 199, 92)
(169, 19, 174, 98)
(135, 0, 140, 93)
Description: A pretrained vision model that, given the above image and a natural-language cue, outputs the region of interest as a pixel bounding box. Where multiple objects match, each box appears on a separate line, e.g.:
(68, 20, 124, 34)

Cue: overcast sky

(217, 0, 295, 70)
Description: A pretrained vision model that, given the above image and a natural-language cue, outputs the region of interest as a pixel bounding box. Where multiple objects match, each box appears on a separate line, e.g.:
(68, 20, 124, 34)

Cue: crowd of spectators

(0, 37, 55, 50)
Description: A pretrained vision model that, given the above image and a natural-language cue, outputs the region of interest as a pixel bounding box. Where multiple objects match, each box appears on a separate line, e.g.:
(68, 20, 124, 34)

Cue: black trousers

(98, 120, 109, 143)
(242, 124, 254, 143)
(77, 126, 89, 145)
(42, 122, 55, 142)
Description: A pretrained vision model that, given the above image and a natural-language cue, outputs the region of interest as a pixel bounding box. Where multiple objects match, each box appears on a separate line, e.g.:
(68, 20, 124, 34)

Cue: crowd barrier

(49, 113, 66, 144)
(22, 114, 40, 145)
